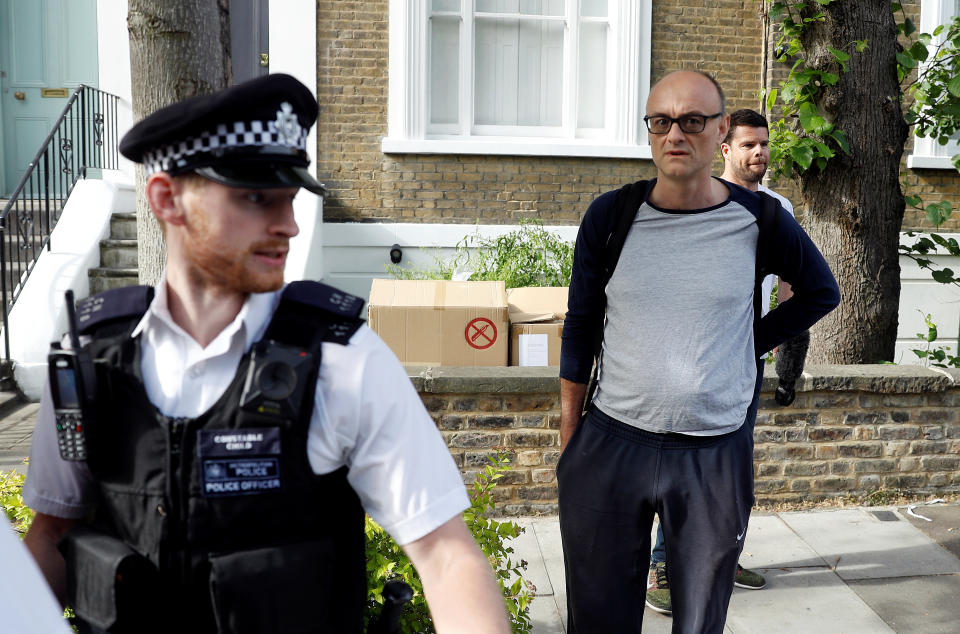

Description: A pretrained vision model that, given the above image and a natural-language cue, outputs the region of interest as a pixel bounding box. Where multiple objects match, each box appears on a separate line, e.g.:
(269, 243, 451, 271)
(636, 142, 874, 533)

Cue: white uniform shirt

(758, 184, 795, 316)
(23, 282, 469, 546)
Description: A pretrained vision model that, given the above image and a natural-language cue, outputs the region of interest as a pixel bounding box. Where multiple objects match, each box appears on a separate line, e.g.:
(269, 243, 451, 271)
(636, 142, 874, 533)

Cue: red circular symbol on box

(465, 317, 498, 350)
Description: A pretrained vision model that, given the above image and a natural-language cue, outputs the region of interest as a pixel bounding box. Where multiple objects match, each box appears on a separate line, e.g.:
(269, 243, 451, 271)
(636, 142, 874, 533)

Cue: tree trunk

(797, 1, 908, 363)
(127, 0, 231, 286)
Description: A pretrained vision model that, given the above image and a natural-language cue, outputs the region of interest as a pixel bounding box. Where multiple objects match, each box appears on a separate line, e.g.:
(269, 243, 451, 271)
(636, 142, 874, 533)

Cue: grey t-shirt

(594, 195, 758, 435)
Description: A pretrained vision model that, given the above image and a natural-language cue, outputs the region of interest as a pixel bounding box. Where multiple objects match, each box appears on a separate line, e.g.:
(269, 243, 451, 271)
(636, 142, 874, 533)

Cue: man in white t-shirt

(22, 74, 508, 633)
(646, 108, 797, 615)
(720, 109, 797, 315)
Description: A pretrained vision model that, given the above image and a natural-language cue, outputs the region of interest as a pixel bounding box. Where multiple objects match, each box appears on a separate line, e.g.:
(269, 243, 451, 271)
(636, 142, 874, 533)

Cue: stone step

(99, 239, 138, 268)
(0, 389, 25, 419)
(88, 267, 140, 294)
(88, 211, 139, 295)
(110, 212, 137, 240)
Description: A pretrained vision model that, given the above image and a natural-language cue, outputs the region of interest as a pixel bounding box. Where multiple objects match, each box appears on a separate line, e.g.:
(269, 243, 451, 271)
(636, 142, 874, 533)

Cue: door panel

(8, 0, 45, 85)
(231, 0, 270, 84)
(1, 0, 98, 195)
(60, 0, 99, 85)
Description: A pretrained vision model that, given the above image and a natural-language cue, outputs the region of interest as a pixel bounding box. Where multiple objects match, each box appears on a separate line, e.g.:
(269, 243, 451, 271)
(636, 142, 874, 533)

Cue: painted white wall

(96, 0, 135, 182)
(4, 179, 133, 399)
(896, 250, 960, 366)
(270, 0, 325, 283)
(323, 223, 579, 300)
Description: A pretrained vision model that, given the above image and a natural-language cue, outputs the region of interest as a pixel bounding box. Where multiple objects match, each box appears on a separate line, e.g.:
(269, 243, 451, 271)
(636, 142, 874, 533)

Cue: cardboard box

(368, 279, 508, 366)
(506, 287, 568, 367)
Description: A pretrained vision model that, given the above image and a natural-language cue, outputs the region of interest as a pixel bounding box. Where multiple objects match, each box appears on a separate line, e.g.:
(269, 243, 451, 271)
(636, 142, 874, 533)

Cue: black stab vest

(64, 282, 368, 634)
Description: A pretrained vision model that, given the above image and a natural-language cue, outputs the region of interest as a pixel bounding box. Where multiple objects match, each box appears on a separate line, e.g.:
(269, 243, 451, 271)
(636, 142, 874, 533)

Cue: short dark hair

(723, 109, 768, 144)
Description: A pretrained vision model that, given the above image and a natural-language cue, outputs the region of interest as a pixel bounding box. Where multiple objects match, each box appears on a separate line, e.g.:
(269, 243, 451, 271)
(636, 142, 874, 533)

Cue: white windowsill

(381, 137, 653, 160)
(907, 154, 959, 170)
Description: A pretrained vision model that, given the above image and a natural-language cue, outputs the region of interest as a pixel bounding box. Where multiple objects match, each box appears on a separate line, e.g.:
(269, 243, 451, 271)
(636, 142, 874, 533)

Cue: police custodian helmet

(119, 74, 326, 195)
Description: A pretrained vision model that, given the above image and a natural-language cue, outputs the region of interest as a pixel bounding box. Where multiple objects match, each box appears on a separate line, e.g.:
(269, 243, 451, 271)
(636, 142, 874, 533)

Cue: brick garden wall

(410, 365, 960, 515)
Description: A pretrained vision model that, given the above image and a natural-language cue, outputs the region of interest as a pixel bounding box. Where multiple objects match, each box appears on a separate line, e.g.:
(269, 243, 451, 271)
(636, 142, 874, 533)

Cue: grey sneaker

(645, 562, 672, 615)
(734, 563, 766, 589)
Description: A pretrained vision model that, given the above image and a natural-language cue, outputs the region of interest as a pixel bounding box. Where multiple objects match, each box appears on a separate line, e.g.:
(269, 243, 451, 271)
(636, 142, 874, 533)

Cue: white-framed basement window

(908, 0, 960, 170)
(383, 0, 653, 159)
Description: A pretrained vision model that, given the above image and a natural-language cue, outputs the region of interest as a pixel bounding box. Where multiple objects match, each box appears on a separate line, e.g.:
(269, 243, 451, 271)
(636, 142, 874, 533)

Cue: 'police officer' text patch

(198, 428, 283, 497)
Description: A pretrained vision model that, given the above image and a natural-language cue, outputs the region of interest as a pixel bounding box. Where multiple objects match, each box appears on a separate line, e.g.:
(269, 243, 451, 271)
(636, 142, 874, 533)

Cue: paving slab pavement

(0, 400, 37, 474)
(901, 503, 960, 561)
(511, 507, 960, 633)
(780, 508, 960, 580)
(3, 396, 960, 632)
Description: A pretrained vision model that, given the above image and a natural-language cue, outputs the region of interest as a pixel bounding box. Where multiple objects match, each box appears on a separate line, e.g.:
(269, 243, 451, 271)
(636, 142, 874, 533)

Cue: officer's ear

(720, 142, 732, 161)
(145, 172, 186, 229)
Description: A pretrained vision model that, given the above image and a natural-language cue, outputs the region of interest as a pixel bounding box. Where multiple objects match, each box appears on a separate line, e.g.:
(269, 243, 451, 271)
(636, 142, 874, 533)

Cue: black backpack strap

(263, 281, 366, 352)
(753, 191, 781, 329)
(755, 191, 780, 282)
(603, 180, 652, 282)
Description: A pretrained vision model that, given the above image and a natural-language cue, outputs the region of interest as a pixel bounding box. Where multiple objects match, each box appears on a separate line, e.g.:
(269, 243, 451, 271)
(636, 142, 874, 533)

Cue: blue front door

(0, 0, 98, 196)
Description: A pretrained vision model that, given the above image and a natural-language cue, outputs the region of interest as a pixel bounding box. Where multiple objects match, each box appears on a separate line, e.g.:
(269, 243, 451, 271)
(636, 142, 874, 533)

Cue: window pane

(431, 0, 460, 12)
(578, 21, 606, 128)
(430, 17, 460, 125)
(580, 0, 608, 17)
(477, 0, 563, 17)
(475, 17, 563, 126)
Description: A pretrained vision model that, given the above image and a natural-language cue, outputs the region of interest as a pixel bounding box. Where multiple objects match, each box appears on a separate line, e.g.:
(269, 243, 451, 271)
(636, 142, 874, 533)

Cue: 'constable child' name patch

(198, 428, 281, 457)
(198, 428, 283, 497)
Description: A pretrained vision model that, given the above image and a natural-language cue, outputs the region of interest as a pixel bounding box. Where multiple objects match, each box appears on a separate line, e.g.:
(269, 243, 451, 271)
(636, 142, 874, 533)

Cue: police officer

(22, 74, 509, 633)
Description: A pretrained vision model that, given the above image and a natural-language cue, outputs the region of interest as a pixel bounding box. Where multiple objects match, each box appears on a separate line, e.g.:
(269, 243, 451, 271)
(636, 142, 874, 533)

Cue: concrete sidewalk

(512, 507, 960, 633)
(0, 390, 36, 475)
(4, 391, 960, 632)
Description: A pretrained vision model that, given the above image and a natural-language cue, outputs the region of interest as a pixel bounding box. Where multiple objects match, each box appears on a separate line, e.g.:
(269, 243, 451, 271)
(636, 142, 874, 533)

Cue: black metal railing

(0, 85, 121, 361)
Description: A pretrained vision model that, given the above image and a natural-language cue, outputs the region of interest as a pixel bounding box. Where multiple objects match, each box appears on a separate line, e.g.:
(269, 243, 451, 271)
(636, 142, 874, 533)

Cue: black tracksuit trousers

(557, 400, 758, 633)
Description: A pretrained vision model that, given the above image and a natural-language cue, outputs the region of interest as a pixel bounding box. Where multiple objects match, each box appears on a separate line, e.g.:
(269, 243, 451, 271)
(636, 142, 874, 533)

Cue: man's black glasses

(643, 112, 724, 134)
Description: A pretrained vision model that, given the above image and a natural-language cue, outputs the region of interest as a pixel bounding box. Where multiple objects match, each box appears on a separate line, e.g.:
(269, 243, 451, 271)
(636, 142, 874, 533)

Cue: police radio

(239, 340, 315, 422)
(48, 290, 97, 461)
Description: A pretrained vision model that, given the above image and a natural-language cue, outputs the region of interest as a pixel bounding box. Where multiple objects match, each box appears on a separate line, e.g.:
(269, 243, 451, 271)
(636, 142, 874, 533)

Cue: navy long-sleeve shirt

(560, 179, 839, 433)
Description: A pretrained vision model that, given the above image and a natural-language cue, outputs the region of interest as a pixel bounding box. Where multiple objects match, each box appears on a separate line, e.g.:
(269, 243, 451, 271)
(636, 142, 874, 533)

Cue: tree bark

(127, 0, 231, 286)
(797, 1, 908, 363)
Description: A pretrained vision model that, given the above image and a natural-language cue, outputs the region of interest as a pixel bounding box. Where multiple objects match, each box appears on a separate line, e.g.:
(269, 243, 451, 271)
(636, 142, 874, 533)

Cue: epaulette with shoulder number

(265, 281, 366, 348)
(282, 280, 365, 318)
(75, 285, 155, 336)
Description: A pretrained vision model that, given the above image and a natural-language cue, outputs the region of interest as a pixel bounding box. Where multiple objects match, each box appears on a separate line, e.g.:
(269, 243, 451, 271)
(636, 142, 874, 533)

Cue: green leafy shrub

(1, 465, 33, 537)
(911, 311, 960, 368)
(365, 452, 533, 633)
(388, 220, 573, 288)
(3, 454, 533, 632)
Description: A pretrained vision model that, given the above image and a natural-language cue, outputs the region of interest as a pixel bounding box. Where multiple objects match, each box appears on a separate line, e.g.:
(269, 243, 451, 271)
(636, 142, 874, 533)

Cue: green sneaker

(645, 562, 672, 615)
(734, 563, 766, 589)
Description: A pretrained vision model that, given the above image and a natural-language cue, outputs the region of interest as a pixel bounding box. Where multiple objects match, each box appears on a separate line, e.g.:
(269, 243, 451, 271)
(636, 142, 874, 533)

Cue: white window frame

(383, 0, 652, 159)
(908, 0, 960, 170)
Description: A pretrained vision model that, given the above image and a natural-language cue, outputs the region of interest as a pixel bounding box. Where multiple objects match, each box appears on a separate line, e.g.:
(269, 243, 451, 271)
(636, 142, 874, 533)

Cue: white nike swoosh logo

(736, 529, 746, 541)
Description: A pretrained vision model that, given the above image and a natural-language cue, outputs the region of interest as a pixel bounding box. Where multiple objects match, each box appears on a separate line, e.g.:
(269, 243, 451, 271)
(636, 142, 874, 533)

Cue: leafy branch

(764, 0, 858, 178)
(894, 4, 960, 300)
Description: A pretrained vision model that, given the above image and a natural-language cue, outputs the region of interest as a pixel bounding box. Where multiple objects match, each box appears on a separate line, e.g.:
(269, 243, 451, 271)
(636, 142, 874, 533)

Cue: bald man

(557, 71, 839, 631)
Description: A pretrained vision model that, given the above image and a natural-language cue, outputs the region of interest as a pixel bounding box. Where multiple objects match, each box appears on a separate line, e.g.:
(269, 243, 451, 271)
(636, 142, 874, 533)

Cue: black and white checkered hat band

(142, 120, 308, 174)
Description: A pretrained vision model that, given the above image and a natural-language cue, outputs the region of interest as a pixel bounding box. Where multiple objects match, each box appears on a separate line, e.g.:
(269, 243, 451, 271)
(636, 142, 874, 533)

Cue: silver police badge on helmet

(274, 102, 302, 145)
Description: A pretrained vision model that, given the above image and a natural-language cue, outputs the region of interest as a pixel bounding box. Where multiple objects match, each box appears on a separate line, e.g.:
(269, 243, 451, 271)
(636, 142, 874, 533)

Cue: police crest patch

(274, 102, 302, 145)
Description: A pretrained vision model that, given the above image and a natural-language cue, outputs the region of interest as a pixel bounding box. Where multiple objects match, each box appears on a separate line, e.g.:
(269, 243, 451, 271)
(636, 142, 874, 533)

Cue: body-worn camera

(239, 339, 315, 422)
(48, 290, 97, 461)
